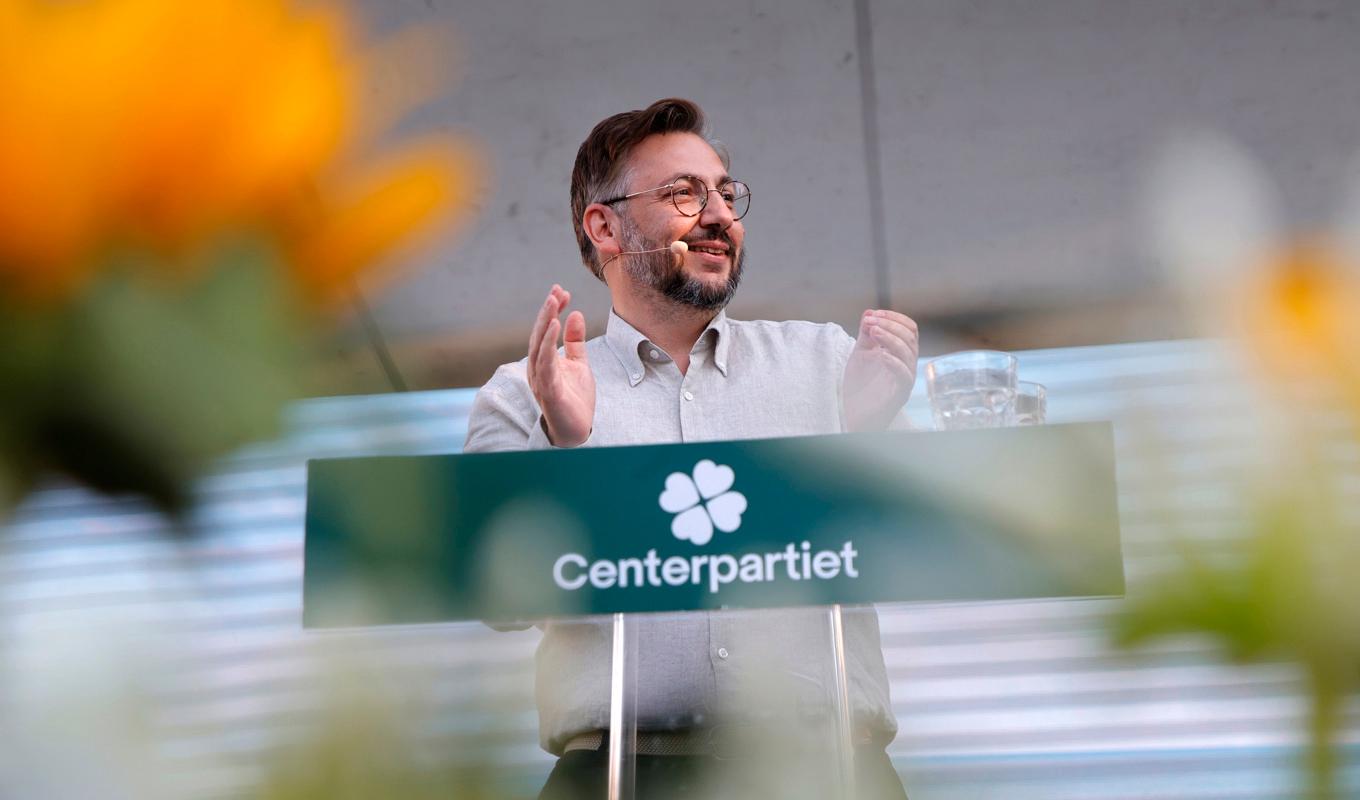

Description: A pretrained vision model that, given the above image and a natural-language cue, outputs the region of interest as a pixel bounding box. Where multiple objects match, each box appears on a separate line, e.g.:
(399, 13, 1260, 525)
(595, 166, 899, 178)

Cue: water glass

(1014, 381, 1047, 426)
(926, 350, 1018, 430)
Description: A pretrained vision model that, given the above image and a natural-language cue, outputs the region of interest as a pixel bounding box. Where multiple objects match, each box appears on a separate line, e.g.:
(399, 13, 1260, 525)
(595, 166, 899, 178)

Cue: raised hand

(842, 309, 919, 432)
(526, 285, 595, 447)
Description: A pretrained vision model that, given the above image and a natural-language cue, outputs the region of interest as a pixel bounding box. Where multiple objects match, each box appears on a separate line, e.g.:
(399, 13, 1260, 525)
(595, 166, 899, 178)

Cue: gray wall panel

(868, 0, 1360, 316)
(329, 1, 1360, 385)
(357, 0, 881, 348)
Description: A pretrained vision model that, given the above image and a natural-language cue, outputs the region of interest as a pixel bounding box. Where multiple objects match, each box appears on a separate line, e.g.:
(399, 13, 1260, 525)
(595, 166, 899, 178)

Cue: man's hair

(570, 98, 728, 280)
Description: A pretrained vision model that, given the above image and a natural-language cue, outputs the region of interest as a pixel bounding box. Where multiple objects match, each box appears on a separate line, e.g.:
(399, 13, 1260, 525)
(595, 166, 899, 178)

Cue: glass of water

(926, 350, 1018, 430)
(1014, 381, 1047, 426)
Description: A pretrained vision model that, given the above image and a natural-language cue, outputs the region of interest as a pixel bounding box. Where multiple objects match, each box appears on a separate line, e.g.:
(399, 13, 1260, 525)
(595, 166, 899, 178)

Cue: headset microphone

(602, 241, 687, 269)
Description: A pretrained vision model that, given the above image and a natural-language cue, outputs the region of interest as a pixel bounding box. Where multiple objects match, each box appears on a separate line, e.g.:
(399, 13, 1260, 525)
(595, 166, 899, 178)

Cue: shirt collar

(604, 308, 731, 385)
(707, 310, 731, 376)
(604, 310, 649, 386)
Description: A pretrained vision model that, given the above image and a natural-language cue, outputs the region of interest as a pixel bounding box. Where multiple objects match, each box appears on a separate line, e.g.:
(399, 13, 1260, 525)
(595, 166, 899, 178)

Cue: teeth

(693, 246, 725, 255)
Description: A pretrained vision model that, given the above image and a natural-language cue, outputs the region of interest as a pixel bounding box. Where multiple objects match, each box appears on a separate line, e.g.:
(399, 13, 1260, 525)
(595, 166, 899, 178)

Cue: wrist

(843, 399, 892, 433)
(541, 416, 590, 448)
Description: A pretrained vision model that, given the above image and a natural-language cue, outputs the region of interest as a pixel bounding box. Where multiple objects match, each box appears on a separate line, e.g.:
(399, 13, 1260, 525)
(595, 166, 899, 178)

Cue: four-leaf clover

(658, 459, 747, 546)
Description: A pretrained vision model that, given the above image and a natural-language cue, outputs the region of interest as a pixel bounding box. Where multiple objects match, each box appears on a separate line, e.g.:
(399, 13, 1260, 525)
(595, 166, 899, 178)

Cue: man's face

(613, 132, 746, 310)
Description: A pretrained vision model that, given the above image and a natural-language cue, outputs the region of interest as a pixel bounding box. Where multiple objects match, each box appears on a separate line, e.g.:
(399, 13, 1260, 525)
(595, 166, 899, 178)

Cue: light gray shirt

(464, 309, 898, 755)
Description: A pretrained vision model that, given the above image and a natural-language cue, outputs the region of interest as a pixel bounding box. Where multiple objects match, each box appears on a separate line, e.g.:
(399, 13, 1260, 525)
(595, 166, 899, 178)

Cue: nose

(697, 188, 735, 230)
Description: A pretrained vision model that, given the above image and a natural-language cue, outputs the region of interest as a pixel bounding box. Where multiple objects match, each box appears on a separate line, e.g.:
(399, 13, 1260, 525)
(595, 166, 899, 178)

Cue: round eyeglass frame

(599, 175, 751, 221)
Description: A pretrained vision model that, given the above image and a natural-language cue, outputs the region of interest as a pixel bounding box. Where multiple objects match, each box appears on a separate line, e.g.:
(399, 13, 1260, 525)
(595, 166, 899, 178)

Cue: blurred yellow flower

(0, 0, 475, 305)
(281, 141, 474, 304)
(1238, 241, 1360, 417)
(1148, 132, 1360, 426)
(0, 0, 478, 517)
(1131, 132, 1360, 800)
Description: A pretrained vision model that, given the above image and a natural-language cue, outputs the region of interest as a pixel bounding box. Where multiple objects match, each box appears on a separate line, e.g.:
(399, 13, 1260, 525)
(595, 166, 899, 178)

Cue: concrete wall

(336, 0, 1360, 390)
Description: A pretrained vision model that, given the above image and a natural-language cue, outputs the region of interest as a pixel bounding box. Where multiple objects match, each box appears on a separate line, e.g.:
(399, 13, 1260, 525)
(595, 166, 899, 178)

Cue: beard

(618, 219, 744, 311)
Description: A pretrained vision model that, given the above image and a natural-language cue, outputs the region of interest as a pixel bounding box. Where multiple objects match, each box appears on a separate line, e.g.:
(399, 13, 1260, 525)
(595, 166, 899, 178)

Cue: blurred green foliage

(1115, 465, 1360, 799)
(0, 238, 309, 518)
(255, 676, 513, 800)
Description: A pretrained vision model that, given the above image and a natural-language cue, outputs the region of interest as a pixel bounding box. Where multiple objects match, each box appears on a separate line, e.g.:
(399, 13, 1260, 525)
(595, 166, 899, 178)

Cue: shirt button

(649, 348, 661, 360)
(683, 390, 694, 401)
(717, 647, 729, 659)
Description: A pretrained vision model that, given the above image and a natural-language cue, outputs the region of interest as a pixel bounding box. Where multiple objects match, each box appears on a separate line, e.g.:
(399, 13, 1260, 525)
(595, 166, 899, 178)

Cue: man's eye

(671, 187, 694, 197)
(720, 190, 736, 202)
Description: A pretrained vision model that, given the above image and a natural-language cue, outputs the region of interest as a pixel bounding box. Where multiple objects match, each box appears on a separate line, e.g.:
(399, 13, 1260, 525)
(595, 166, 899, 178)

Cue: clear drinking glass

(1014, 381, 1047, 426)
(926, 350, 1018, 430)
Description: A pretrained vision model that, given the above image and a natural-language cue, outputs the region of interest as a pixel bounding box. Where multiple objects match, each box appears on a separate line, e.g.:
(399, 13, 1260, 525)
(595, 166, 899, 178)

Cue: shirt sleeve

(834, 325, 857, 432)
(463, 363, 539, 631)
(464, 361, 597, 453)
(463, 364, 538, 454)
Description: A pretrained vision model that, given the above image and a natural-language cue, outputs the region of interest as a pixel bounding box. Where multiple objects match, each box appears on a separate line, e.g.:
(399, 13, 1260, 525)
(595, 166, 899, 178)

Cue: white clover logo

(658, 459, 748, 546)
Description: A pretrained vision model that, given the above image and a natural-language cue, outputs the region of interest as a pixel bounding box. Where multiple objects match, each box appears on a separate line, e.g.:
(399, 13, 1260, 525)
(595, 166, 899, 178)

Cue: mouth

(685, 239, 731, 267)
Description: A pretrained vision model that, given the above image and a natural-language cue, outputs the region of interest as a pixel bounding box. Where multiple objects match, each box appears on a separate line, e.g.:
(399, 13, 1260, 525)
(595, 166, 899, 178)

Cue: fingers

(528, 285, 571, 385)
(869, 324, 917, 368)
(872, 309, 917, 331)
(563, 310, 588, 362)
(860, 309, 919, 383)
(861, 310, 919, 354)
(861, 309, 918, 341)
(535, 316, 562, 388)
(527, 289, 556, 383)
(869, 309, 918, 336)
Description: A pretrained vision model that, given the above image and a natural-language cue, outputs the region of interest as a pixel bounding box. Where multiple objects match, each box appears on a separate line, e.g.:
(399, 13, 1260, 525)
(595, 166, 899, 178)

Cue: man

(465, 98, 918, 799)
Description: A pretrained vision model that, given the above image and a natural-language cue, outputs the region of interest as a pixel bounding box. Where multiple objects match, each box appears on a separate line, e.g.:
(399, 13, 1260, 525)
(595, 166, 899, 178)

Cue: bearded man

(465, 98, 917, 799)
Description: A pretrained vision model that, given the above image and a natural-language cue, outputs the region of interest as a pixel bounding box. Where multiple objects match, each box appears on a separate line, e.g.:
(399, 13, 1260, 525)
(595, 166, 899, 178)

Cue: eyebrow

(662, 171, 736, 186)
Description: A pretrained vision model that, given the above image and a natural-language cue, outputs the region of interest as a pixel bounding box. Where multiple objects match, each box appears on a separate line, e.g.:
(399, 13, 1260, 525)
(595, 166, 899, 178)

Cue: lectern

(304, 424, 1124, 799)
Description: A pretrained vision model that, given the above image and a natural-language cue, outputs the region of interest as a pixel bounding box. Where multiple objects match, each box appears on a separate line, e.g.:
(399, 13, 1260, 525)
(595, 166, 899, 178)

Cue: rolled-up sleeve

(464, 361, 598, 453)
(463, 364, 537, 454)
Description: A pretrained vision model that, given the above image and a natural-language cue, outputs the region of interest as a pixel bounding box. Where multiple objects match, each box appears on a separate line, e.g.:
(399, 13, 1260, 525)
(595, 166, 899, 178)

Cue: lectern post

(607, 613, 638, 800)
(828, 604, 857, 800)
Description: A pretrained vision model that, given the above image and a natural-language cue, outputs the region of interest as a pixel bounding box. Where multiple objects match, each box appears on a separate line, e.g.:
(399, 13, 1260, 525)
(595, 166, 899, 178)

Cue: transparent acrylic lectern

(596, 604, 871, 800)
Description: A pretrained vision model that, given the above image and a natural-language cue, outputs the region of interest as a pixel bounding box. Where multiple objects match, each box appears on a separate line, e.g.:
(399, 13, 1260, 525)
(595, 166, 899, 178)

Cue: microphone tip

(670, 241, 688, 254)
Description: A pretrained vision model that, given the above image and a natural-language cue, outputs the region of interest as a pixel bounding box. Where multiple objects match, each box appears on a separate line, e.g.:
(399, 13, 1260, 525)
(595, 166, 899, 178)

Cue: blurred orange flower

(1238, 241, 1360, 417)
(1148, 132, 1360, 427)
(1132, 133, 1360, 800)
(0, 0, 474, 305)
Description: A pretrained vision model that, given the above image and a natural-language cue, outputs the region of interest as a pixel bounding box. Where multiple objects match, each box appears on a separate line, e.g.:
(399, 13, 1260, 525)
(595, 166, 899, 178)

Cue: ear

(583, 203, 622, 264)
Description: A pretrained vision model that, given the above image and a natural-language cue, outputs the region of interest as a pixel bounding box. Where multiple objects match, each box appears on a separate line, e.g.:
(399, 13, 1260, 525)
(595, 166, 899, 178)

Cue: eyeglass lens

(670, 177, 751, 220)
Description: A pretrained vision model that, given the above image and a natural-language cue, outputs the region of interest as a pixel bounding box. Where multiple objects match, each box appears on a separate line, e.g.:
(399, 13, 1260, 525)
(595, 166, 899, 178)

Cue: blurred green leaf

(1114, 481, 1360, 799)
(1, 237, 314, 518)
(1114, 555, 1273, 661)
(255, 689, 508, 800)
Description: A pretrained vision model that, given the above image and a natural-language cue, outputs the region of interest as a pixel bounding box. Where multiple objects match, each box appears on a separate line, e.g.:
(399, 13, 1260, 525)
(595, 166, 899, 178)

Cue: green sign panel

(304, 423, 1123, 628)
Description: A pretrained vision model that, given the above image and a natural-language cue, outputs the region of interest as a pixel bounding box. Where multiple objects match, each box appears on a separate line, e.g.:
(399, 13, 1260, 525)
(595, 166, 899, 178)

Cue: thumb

(563, 310, 589, 361)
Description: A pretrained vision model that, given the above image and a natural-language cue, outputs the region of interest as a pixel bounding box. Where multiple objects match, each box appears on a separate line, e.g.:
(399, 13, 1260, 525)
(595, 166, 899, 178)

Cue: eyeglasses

(600, 175, 751, 220)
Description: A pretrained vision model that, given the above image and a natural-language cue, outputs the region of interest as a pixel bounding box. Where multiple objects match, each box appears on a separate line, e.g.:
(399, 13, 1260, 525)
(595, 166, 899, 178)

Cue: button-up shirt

(464, 309, 898, 755)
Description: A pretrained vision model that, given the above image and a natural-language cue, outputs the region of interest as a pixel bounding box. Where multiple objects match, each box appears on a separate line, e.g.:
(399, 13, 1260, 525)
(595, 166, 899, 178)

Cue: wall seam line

(853, 0, 893, 310)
